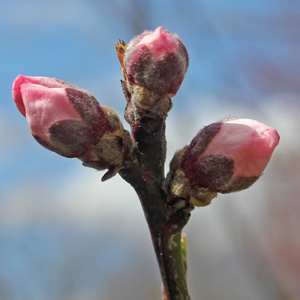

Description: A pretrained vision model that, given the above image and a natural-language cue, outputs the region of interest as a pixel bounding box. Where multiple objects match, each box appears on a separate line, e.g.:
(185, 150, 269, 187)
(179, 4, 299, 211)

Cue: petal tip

(12, 74, 26, 116)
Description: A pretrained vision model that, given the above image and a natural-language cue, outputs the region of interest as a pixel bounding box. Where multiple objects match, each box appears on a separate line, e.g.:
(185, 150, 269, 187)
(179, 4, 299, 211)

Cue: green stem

(158, 230, 190, 300)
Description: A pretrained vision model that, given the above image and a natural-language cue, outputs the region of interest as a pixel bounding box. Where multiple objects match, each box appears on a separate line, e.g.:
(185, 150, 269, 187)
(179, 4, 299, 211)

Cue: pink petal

(12, 75, 64, 116)
(138, 26, 179, 60)
(202, 119, 280, 177)
(13, 75, 82, 143)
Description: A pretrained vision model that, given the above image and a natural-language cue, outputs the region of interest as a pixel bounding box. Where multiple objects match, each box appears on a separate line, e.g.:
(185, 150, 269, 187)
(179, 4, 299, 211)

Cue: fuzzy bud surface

(12, 75, 133, 170)
(123, 26, 189, 97)
(182, 119, 280, 196)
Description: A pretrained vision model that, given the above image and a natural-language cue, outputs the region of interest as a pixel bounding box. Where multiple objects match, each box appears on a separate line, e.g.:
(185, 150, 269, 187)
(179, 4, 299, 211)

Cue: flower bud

(123, 26, 189, 98)
(12, 75, 133, 172)
(166, 119, 280, 206)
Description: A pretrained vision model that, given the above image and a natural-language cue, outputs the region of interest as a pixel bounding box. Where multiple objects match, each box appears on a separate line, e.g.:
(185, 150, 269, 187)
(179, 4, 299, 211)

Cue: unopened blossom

(12, 75, 133, 170)
(123, 26, 189, 98)
(182, 118, 280, 192)
(166, 119, 280, 206)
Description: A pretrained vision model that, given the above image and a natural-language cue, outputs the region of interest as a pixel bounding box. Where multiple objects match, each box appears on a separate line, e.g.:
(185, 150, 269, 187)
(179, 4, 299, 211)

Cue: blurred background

(1, 0, 300, 299)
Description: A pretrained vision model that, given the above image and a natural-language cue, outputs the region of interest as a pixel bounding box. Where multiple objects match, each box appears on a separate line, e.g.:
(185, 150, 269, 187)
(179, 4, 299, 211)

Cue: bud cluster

(12, 27, 280, 208)
(11, 29, 280, 300)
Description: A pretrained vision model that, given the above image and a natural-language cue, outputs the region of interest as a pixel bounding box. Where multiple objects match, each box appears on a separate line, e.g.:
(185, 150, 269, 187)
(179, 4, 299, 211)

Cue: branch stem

(119, 110, 191, 299)
(120, 163, 190, 299)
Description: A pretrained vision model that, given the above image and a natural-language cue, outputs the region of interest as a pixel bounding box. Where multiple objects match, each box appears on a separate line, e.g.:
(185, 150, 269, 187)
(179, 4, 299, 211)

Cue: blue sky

(1, 1, 300, 299)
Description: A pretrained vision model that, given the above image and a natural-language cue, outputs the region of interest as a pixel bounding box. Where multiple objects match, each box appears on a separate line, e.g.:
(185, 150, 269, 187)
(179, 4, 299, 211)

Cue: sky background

(1, 1, 300, 300)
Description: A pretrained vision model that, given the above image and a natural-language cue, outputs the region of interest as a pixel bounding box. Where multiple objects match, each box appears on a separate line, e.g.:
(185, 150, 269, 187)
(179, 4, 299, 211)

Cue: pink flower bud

(12, 75, 133, 171)
(13, 75, 109, 158)
(123, 26, 189, 97)
(182, 119, 280, 194)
